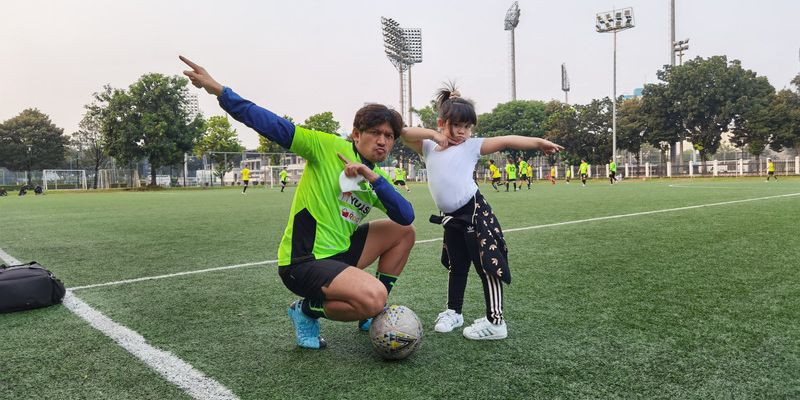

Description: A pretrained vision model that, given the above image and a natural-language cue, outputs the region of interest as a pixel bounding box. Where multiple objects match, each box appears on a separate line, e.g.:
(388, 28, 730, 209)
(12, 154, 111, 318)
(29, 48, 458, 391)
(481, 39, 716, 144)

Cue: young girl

(402, 87, 562, 340)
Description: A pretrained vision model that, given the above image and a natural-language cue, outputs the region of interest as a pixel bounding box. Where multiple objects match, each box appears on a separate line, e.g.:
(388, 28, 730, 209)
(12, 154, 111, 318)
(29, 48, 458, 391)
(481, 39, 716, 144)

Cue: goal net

(43, 170, 87, 191)
(97, 169, 141, 189)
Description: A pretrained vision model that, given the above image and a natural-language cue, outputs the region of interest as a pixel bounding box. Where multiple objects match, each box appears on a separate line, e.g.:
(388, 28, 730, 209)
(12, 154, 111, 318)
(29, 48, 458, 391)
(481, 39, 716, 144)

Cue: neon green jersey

(565, 167, 572, 177)
(768, 162, 775, 172)
(394, 168, 406, 181)
(527, 165, 533, 177)
(579, 162, 589, 174)
(279, 170, 288, 181)
(610, 162, 617, 172)
(241, 168, 250, 181)
(277, 126, 391, 266)
(518, 161, 529, 176)
(505, 163, 517, 179)
(550, 167, 556, 177)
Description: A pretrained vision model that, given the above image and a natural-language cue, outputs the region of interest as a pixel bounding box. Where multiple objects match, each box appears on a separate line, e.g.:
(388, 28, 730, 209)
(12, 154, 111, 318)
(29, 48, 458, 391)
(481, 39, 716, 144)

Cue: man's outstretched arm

(180, 55, 294, 149)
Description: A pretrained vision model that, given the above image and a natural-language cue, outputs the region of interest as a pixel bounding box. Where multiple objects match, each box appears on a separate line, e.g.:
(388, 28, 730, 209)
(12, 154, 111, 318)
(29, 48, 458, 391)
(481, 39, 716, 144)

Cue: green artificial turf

(1, 177, 798, 399)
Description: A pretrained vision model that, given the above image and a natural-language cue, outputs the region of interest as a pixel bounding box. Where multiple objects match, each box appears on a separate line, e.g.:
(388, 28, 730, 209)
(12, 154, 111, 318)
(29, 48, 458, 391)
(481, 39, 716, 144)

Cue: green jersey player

(181, 56, 416, 350)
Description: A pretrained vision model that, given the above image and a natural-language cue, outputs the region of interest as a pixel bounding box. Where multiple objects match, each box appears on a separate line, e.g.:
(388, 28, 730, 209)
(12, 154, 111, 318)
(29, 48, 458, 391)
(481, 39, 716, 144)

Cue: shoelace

(436, 312, 459, 325)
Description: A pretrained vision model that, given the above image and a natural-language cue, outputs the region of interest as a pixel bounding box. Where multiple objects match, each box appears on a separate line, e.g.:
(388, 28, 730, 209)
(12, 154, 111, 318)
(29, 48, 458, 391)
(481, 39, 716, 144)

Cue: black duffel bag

(0, 261, 66, 313)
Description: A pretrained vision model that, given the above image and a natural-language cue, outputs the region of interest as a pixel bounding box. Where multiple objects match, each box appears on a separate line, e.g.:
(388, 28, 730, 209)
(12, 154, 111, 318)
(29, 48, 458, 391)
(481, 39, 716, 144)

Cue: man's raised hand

(179, 56, 224, 96)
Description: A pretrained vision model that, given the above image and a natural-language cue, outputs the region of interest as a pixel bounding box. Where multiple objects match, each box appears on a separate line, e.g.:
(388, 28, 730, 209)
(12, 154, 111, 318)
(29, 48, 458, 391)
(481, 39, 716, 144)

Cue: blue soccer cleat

(358, 318, 372, 331)
(288, 301, 327, 349)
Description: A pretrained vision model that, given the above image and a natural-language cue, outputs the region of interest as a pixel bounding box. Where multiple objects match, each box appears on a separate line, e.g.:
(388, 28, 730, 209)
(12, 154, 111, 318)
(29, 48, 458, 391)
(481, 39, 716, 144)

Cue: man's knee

(361, 284, 388, 316)
(401, 224, 416, 244)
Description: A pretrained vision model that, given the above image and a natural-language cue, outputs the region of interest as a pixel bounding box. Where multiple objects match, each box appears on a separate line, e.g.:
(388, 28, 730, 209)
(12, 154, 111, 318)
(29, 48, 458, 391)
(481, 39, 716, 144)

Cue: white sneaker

(434, 309, 464, 333)
(463, 317, 507, 340)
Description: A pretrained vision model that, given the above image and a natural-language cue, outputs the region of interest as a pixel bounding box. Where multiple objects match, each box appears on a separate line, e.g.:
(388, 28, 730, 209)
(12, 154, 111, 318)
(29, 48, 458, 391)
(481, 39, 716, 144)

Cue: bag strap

(0, 261, 38, 269)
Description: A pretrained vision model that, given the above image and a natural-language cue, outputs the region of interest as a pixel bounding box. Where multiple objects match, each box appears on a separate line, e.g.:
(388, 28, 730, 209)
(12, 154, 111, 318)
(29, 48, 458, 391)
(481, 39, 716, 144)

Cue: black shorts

(581, 173, 587, 179)
(243, 180, 249, 185)
(281, 179, 288, 185)
(394, 180, 406, 185)
(610, 171, 616, 177)
(278, 223, 369, 301)
(492, 177, 501, 183)
(768, 171, 775, 175)
(507, 178, 516, 182)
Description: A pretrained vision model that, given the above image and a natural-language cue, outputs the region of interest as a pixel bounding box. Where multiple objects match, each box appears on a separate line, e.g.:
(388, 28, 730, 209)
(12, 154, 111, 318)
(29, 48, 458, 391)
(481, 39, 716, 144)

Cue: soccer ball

(369, 305, 423, 360)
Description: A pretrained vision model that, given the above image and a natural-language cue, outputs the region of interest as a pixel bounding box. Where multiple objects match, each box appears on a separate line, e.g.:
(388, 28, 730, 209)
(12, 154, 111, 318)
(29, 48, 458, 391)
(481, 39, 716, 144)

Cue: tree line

(3, 56, 799, 187)
(0, 74, 343, 188)
(401, 56, 800, 171)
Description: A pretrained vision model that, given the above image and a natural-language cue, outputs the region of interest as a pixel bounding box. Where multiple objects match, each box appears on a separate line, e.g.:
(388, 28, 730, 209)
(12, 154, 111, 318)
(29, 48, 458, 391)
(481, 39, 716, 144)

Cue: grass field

(1, 177, 799, 399)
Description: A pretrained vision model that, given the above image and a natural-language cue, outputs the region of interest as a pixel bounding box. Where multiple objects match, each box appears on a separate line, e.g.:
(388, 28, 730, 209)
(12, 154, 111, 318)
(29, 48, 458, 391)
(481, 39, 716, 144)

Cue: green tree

(574, 98, 613, 164)
(0, 109, 67, 185)
(412, 100, 439, 129)
(195, 116, 244, 185)
(72, 105, 109, 189)
(643, 56, 763, 173)
(476, 100, 548, 160)
(616, 97, 649, 164)
(302, 111, 340, 135)
(542, 101, 580, 164)
(640, 81, 685, 165)
(728, 68, 776, 171)
(93, 74, 204, 186)
(770, 74, 800, 155)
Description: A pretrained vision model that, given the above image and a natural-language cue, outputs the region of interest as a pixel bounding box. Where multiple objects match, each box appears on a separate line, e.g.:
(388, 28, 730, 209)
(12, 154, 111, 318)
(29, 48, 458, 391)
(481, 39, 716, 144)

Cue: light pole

(673, 38, 689, 65)
(504, 2, 521, 101)
(596, 7, 635, 162)
(561, 63, 570, 104)
(381, 17, 422, 127)
(26, 144, 32, 186)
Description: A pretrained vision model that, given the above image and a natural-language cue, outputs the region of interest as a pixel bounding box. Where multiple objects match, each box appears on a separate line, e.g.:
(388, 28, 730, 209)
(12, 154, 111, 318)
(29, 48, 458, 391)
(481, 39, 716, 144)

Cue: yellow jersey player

(526, 161, 533, 190)
(488, 159, 501, 192)
(767, 158, 777, 181)
(241, 166, 251, 194)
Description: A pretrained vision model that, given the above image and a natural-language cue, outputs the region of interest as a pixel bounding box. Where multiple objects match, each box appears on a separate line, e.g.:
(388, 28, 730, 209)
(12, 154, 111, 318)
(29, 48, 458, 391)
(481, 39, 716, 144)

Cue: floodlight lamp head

(504, 1, 521, 31)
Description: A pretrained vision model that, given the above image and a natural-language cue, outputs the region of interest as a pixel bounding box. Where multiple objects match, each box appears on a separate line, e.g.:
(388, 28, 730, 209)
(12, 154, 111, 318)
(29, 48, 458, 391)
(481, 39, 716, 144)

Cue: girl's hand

(537, 139, 564, 155)
(431, 131, 464, 150)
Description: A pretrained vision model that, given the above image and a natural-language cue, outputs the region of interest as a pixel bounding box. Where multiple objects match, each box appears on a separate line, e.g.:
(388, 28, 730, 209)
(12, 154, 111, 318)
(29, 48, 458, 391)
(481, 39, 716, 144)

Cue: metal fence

(3, 155, 798, 191)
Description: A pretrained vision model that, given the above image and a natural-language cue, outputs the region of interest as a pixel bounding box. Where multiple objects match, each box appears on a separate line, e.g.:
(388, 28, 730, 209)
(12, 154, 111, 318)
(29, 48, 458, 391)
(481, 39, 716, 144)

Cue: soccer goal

(43, 170, 87, 191)
(257, 165, 302, 188)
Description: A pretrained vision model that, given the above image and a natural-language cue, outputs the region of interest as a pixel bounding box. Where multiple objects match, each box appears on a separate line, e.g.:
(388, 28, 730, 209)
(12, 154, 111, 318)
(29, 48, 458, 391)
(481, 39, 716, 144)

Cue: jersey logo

(339, 205, 363, 225)
(339, 191, 371, 225)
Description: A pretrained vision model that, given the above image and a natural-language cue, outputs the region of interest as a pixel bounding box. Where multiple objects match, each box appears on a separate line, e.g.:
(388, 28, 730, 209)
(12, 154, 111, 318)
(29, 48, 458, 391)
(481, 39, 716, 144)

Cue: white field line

(0, 249, 240, 400)
(70, 260, 277, 291)
(668, 184, 745, 189)
(65, 191, 800, 289)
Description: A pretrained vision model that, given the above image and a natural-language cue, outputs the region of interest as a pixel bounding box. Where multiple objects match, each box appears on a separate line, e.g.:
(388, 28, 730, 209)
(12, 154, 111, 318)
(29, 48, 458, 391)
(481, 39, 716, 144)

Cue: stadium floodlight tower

(673, 38, 689, 65)
(504, 1, 521, 101)
(381, 17, 423, 126)
(402, 28, 423, 126)
(561, 63, 570, 104)
(595, 7, 635, 162)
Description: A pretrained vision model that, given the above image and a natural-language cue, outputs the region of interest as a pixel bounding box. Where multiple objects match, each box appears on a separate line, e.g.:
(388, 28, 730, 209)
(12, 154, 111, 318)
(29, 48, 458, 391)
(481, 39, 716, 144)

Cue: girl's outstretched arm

(480, 136, 563, 156)
(401, 127, 457, 155)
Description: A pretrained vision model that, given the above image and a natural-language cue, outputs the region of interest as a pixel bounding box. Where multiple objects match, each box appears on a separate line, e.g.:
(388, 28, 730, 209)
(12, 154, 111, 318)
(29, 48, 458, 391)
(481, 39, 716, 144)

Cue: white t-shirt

(422, 138, 484, 213)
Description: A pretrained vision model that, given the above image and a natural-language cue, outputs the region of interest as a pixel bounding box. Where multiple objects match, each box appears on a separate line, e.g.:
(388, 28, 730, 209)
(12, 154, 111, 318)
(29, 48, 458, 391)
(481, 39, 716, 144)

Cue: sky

(3, 0, 799, 149)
